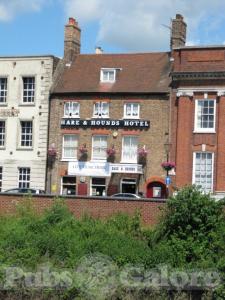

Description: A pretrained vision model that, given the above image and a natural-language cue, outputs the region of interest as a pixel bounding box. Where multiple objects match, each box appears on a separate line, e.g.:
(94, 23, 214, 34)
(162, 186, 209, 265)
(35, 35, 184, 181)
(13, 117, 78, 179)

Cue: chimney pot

(176, 14, 183, 20)
(69, 17, 75, 25)
(95, 46, 103, 54)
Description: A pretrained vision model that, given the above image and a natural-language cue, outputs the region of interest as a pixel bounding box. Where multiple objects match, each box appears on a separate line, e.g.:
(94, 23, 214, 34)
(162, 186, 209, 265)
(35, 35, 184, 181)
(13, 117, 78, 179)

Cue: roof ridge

(78, 52, 169, 56)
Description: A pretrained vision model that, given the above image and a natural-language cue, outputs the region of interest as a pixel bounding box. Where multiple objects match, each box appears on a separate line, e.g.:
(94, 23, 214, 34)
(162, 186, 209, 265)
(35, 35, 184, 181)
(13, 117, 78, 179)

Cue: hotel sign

(0, 108, 20, 117)
(110, 163, 143, 174)
(61, 119, 150, 129)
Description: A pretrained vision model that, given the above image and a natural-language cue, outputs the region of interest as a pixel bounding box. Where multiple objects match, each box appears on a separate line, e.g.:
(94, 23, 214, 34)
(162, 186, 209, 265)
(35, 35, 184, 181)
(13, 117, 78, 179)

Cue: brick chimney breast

(64, 17, 81, 63)
(171, 14, 186, 49)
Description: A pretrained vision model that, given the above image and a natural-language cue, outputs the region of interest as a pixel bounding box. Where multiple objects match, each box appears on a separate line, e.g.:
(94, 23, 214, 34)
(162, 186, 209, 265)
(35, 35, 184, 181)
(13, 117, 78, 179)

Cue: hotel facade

(48, 18, 171, 197)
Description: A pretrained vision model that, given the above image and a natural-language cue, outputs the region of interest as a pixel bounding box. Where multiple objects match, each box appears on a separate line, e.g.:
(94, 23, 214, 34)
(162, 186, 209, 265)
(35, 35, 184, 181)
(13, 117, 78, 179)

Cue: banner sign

(68, 161, 111, 177)
(61, 118, 150, 129)
(68, 162, 143, 176)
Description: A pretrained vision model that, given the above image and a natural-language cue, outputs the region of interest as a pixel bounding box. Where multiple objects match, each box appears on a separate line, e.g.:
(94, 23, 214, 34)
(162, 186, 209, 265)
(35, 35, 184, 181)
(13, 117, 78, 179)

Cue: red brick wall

(171, 46, 225, 192)
(0, 194, 166, 226)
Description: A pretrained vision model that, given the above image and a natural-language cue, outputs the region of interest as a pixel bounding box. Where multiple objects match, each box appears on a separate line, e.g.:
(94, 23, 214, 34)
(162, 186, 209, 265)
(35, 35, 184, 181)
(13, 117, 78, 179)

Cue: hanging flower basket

(48, 148, 57, 157)
(79, 144, 88, 161)
(138, 147, 148, 165)
(79, 144, 88, 155)
(106, 146, 116, 157)
(161, 161, 176, 171)
(106, 146, 116, 162)
(138, 147, 148, 158)
(47, 147, 57, 168)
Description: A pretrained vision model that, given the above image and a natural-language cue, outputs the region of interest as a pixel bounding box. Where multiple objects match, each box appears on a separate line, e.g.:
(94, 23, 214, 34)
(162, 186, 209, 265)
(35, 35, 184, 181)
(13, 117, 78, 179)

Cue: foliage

(0, 186, 224, 298)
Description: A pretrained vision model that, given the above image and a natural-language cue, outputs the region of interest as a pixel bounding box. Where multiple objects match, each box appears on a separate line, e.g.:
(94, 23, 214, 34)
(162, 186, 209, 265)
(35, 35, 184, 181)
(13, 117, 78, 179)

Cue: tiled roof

(53, 52, 171, 94)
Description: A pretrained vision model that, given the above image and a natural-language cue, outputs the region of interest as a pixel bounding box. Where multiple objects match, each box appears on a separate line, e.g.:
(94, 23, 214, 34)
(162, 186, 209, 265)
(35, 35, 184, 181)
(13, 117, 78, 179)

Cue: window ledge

(91, 116, 110, 119)
(62, 116, 80, 119)
(18, 103, 35, 107)
(193, 130, 216, 134)
(120, 160, 137, 164)
(123, 117, 140, 119)
(90, 159, 107, 162)
(61, 159, 78, 162)
(0, 103, 8, 106)
(16, 147, 33, 151)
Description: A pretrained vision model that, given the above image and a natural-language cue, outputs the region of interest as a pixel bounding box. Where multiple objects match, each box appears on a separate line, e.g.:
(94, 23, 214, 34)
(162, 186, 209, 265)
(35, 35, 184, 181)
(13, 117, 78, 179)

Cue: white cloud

(63, 0, 225, 51)
(0, 0, 48, 21)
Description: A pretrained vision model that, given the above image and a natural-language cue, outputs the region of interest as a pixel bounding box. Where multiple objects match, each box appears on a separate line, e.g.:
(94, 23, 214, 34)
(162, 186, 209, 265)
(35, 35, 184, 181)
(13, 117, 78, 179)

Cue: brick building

(0, 56, 59, 192)
(171, 16, 225, 198)
(48, 18, 171, 198)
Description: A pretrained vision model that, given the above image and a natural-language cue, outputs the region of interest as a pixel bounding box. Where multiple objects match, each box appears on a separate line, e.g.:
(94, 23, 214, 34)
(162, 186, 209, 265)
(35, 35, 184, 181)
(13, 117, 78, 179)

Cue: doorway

(121, 178, 137, 194)
(146, 181, 167, 198)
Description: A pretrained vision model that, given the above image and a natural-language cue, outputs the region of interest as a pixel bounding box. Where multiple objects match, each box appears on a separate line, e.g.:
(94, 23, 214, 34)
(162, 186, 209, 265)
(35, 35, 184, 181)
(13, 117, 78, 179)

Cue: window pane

(64, 102, 80, 117)
(196, 100, 215, 130)
(20, 121, 32, 147)
(0, 78, 7, 103)
(63, 135, 78, 159)
(23, 77, 35, 103)
(124, 103, 139, 118)
(122, 136, 138, 163)
(18, 168, 30, 188)
(93, 102, 109, 118)
(194, 152, 213, 193)
(92, 136, 107, 160)
(0, 121, 5, 147)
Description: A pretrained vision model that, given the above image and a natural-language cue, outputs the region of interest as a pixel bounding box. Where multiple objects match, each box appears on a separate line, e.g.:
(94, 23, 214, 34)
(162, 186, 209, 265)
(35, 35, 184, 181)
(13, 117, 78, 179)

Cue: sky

(1, 0, 225, 57)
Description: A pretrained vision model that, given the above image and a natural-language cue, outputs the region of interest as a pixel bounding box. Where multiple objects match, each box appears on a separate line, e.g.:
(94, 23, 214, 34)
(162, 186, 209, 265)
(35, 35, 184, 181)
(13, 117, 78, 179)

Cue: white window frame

(0, 120, 5, 148)
(60, 176, 76, 195)
(124, 103, 140, 119)
(20, 120, 33, 148)
(192, 152, 214, 193)
(0, 166, 2, 192)
(22, 76, 35, 103)
(62, 134, 78, 160)
(100, 68, 116, 83)
(194, 99, 216, 133)
(121, 136, 138, 163)
(18, 167, 30, 189)
(90, 177, 106, 196)
(0, 77, 7, 103)
(92, 135, 107, 161)
(64, 101, 80, 118)
(93, 102, 109, 118)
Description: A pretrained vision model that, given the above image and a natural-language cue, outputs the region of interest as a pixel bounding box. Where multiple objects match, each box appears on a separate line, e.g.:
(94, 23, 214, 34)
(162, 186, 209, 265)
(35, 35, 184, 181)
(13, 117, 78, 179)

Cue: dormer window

(100, 68, 116, 83)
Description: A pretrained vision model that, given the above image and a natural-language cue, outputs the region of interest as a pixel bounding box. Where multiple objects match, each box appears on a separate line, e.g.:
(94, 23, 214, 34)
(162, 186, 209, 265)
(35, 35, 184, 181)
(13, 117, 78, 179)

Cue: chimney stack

(170, 14, 186, 49)
(95, 46, 103, 54)
(64, 17, 81, 63)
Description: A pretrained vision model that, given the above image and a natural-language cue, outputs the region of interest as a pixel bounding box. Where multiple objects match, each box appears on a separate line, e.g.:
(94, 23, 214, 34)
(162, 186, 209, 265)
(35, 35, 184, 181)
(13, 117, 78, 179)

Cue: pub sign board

(61, 119, 150, 129)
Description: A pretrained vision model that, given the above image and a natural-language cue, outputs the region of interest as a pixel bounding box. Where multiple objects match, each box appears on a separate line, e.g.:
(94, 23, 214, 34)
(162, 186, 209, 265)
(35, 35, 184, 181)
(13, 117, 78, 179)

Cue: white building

(0, 56, 59, 191)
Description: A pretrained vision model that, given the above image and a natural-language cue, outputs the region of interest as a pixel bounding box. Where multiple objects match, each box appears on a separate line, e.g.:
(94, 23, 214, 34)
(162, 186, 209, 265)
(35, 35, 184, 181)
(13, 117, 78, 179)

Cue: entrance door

(146, 181, 167, 198)
(121, 178, 136, 194)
